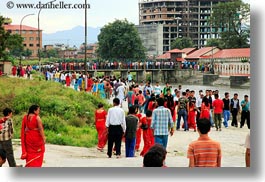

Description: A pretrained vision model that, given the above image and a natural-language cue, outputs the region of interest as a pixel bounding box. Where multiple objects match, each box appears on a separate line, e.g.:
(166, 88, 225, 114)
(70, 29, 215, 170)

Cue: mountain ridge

(43, 26, 101, 47)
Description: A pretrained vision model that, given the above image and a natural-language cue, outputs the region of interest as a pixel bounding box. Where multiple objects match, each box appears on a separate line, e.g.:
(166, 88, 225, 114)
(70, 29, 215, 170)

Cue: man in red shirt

(212, 94, 224, 131)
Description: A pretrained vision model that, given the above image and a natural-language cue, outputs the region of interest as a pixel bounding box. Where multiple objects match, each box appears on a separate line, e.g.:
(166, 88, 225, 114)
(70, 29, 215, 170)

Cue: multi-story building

(139, 0, 229, 52)
(4, 22, 42, 58)
(136, 24, 164, 57)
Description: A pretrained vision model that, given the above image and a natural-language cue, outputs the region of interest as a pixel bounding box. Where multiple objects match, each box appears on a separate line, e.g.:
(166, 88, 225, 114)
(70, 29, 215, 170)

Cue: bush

(0, 77, 110, 148)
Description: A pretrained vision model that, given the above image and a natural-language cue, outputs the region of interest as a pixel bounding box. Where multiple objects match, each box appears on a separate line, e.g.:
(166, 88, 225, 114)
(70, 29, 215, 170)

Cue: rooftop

(3, 24, 39, 31)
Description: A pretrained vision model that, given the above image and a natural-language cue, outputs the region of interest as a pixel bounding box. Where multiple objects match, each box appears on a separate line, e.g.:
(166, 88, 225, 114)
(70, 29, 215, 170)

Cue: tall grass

(0, 77, 110, 148)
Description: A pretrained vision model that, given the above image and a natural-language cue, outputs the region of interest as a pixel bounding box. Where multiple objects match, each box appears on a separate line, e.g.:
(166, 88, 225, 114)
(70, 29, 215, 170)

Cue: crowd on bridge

(27, 60, 213, 72)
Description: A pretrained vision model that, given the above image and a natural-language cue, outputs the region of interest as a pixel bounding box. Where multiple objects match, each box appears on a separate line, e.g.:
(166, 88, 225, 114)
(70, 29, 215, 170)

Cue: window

(36, 44, 40, 47)
(29, 30, 34, 34)
(23, 37, 27, 41)
(15, 30, 19, 34)
(29, 44, 34, 47)
(23, 44, 27, 47)
(22, 30, 26, 34)
(29, 37, 34, 41)
(36, 37, 40, 41)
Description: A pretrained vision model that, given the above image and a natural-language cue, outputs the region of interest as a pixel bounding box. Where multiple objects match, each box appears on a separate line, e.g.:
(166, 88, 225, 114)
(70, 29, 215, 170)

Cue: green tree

(171, 37, 194, 50)
(7, 34, 23, 57)
(0, 16, 23, 60)
(210, 0, 250, 48)
(206, 38, 223, 48)
(46, 49, 58, 58)
(97, 19, 146, 61)
(22, 49, 32, 59)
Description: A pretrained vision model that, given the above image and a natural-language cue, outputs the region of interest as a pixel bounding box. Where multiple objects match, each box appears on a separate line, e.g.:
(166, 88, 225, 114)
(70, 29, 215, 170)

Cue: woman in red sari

(65, 74, 71, 87)
(21, 105, 46, 167)
(187, 100, 197, 132)
(200, 99, 210, 120)
(134, 107, 143, 152)
(140, 110, 154, 157)
(95, 103, 108, 152)
(12, 65, 17, 76)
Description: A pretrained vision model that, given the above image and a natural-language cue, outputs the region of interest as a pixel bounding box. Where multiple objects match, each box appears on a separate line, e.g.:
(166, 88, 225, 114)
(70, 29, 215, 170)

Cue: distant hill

(43, 26, 101, 47)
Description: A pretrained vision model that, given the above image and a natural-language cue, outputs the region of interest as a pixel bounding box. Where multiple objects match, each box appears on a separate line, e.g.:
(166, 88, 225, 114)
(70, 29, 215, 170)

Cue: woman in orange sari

(95, 103, 108, 152)
(20, 105, 46, 167)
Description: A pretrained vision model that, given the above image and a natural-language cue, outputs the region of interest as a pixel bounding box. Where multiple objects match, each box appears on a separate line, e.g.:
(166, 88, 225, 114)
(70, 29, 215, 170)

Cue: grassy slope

(0, 77, 110, 148)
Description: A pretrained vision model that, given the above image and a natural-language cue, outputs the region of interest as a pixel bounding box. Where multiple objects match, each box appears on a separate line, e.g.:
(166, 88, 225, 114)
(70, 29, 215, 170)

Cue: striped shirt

(187, 135, 222, 167)
(151, 106, 174, 136)
(0, 117, 14, 141)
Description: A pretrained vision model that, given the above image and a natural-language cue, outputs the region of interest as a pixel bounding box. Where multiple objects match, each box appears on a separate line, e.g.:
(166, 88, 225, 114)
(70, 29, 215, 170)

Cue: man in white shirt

(106, 98, 126, 158)
(116, 83, 125, 108)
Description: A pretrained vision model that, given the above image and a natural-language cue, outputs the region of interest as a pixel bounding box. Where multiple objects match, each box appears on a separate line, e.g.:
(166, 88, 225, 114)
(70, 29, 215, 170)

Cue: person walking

(95, 103, 108, 152)
(177, 92, 189, 131)
(140, 110, 155, 156)
(105, 98, 126, 158)
(21, 105, 46, 167)
(125, 106, 139, 157)
(230, 93, 240, 127)
(187, 118, 222, 167)
(222, 92, 230, 128)
(0, 108, 18, 167)
(212, 94, 224, 131)
(151, 98, 174, 149)
(240, 95, 250, 129)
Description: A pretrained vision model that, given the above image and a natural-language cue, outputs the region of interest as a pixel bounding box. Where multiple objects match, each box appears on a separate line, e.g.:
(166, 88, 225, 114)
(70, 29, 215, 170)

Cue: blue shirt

(151, 106, 174, 136)
(241, 100, 250, 111)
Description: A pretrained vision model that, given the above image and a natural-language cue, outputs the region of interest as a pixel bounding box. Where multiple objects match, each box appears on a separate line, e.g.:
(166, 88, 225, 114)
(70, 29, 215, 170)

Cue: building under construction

(138, 0, 230, 53)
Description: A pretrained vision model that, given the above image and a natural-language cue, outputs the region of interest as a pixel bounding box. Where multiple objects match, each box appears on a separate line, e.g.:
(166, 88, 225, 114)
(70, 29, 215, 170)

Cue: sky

(0, 0, 251, 34)
(0, 0, 140, 33)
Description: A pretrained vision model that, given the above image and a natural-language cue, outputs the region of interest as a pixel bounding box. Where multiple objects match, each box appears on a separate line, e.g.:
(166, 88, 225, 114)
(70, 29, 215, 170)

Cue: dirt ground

(3, 97, 249, 167)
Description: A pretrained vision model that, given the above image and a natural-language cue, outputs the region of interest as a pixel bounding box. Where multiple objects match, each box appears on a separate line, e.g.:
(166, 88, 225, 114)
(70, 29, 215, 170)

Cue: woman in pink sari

(20, 105, 46, 167)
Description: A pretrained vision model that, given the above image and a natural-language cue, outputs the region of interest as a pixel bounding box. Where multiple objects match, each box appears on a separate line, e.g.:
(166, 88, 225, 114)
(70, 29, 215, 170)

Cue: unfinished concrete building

(139, 0, 230, 52)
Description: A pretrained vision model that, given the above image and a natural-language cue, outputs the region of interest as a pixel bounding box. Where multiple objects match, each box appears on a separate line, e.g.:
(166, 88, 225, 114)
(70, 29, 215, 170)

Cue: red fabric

(212, 99, 224, 114)
(135, 113, 143, 151)
(12, 66, 17, 76)
(95, 110, 108, 150)
(140, 117, 154, 156)
(188, 105, 197, 129)
(86, 78, 93, 92)
(147, 101, 156, 111)
(20, 114, 45, 167)
(65, 76, 71, 87)
(200, 103, 210, 119)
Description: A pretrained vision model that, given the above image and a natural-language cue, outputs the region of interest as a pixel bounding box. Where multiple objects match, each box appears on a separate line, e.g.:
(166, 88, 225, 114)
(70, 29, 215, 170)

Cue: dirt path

(3, 95, 249, 167)
(6, 124, 248, 167)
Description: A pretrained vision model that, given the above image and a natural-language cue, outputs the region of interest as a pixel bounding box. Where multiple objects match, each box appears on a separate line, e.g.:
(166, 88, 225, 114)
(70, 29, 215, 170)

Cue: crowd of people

(0, 69, 250, 167)
(91, 77, 250, 167)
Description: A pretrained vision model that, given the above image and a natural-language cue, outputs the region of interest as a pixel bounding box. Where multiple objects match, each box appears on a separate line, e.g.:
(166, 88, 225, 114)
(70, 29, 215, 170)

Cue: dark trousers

(125, 138, 136, 157)
(231, 108, 239, 127)
(241, 110, 250, 129)
(0, 139, 16, 167)
(107, 125, 123, 157)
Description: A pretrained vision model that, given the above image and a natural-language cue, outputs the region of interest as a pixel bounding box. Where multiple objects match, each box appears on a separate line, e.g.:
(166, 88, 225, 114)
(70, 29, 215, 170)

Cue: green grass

(0, 77, 110, 148)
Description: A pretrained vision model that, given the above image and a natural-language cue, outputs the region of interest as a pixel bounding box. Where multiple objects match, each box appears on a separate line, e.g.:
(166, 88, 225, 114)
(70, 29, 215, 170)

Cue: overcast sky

(0, 0, 252, 34)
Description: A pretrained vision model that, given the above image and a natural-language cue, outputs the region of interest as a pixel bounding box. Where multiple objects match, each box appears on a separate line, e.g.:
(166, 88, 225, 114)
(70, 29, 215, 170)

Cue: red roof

(208, 48, 250, 59)
(181, 48, 197, 55)
(3, 25, 39, 31)
(186, 47, 216, 59)
(168, 48, 184, 53)
(156, 52, 171, 60)
(176, 58, 185, 62)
